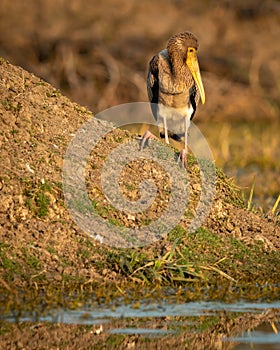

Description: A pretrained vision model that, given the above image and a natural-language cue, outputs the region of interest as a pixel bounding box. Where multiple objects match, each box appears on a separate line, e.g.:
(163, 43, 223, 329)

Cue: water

(2, 299, 280, 349)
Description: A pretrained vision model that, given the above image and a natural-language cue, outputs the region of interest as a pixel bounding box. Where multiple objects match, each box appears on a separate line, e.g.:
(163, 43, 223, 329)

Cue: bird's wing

(189, 84, 198, 120)
(147, 54, 159, 120)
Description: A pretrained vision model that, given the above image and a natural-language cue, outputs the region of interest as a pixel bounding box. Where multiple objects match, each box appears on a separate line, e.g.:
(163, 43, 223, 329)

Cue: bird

(140, 31, 205, 167)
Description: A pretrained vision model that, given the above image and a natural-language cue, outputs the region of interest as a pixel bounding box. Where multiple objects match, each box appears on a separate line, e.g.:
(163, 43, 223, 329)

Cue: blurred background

(0, 0, 279, 210)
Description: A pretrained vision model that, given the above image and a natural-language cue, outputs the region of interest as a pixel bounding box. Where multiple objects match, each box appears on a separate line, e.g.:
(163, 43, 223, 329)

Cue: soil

(0, 56, 279, 349)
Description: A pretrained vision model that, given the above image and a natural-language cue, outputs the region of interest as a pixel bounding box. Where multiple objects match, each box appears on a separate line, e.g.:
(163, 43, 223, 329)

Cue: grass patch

(168, 225, 186, 241)
(0, 244, 23, 281)
(98, 231, 232, 286)
(21, 247, 41, 270)
(106, 334, 126, 347)
(215, 168, 246, 208)
(23, 180, 53, 218)
(91, 226, 280, 289)
(1, 99, 22, 114)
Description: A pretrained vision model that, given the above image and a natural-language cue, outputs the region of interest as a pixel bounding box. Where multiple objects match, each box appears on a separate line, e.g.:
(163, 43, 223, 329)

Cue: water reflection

(233, 323, 280, 349)
(2, 300, 280, 348)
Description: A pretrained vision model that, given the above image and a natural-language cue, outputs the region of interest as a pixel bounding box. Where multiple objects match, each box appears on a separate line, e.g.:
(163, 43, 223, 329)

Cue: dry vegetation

(0, 0, 279, 119)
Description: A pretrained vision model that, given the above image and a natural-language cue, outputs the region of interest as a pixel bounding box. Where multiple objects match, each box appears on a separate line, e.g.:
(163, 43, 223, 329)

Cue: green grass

(108, 218, 123, 226)
(21, 247, 41, 270)
(46, 246, 57, 255)
(0, 243, 23, 280)
(94, 230, 231, 286)
(2, 224, 278, 297)
(77, 248, 92, 260)
(0, 243, 46, 283)
(167, 225, 186, 241)
(23, 180, 53, 218)
(189, 315, 223, 333)
(1, 99, 22, 114)
(92, 226, 280, 288)
(106, 334, 126, 347)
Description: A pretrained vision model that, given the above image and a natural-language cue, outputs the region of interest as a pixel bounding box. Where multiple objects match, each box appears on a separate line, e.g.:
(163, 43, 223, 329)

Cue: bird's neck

(168, 48, 186, 79)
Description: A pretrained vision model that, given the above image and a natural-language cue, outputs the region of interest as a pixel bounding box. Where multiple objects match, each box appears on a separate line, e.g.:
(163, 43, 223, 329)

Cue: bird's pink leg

(178, 148, 187, 168)
(163, 115, 170, 144)
(140, 130, 157, 151)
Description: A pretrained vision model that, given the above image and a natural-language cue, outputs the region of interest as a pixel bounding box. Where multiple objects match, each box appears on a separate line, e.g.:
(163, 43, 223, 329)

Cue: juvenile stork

(141, 31, 205, 167)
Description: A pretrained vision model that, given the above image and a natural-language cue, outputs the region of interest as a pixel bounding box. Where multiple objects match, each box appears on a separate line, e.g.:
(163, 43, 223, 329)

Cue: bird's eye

(189, 48, 195, 53)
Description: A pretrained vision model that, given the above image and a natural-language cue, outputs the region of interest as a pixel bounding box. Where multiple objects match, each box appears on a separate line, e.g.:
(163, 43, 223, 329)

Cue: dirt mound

(0, 58, 100, 284)
(1, 55, 280, 350)
(0, 58, 279, 291)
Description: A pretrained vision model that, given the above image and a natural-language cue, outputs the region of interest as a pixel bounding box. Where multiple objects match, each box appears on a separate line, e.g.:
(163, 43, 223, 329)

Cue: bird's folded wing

(147, 54, 159, 104)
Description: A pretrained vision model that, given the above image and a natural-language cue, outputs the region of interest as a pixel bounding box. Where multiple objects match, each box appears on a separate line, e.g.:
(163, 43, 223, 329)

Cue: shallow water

(2, 299, 280, 349)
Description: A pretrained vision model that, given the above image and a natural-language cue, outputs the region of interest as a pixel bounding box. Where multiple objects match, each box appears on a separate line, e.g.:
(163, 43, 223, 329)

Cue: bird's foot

(177, 149, 187, 168)
(140, 130, 157, 150)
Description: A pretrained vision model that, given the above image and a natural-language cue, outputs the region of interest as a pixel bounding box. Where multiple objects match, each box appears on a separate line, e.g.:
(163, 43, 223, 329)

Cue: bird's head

(167, 31, 205, 104)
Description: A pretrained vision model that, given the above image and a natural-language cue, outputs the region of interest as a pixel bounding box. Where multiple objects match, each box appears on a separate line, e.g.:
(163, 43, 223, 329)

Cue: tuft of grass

(106, 334, 126, 347)
(109, 218, 123, 226)
(96, 227, 280, 288)
(101, 228, 239, 286)
(168, 225, 186, 241)
(46, 89, 61, 98)
(46, 246, 57, 255)
(10, 129, 19, 135)
(21, 247, 41, 270)
(23, 180, 53, 218)
(216, 168, 246, 208)
(0, 243, 22, 281)
(271, 194, 280, 215)
(247, 175, 255, 211)
(1, 99, 22, 114)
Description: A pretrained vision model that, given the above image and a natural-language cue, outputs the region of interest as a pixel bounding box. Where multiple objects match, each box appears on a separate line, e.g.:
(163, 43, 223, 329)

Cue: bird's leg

(140, 113, 169, 150)
(140, 130, 157, 151)
(163, 114, 170, 144)
(178, 117, 190, 168)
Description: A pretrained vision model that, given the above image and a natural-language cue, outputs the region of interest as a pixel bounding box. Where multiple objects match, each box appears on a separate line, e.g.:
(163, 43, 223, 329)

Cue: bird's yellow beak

(186, 47, 205, 104)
